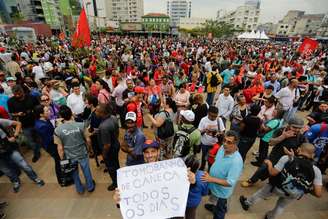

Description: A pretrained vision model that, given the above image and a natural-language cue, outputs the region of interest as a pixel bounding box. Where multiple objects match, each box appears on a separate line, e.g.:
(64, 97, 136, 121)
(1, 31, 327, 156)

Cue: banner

(117, 158, 190, 219)
(298, 38, 318, 55)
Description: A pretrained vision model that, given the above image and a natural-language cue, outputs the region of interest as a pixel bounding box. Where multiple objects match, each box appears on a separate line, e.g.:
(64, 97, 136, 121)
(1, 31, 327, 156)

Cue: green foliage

(11, 12, 24, 23)
(180, 20, 242, 38)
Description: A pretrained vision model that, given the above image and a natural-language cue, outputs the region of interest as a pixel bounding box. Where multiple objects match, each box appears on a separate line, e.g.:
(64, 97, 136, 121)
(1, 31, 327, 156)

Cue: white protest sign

(117, 158, 190, 219)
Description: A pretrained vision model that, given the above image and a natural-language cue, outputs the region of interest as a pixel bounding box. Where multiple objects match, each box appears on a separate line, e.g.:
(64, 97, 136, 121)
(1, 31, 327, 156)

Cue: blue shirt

(305, 123, 328, 160)
(124, 128, 146, 166)
(264, 81, 281, 93)
(0, 94, 9, 111)
(35, 119, 55, 149)
(187, 170, 209, 208)
(220, 69, 235, 85)
(209, 147, 243, 199)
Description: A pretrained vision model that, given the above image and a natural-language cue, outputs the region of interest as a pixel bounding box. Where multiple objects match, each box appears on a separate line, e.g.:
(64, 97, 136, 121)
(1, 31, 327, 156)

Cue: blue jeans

(0, 150, 38, 183)
(200, 143, 212, 171)
(23, 127, 41, 157)
(238, 136, 256, 162)
(71, 158, 95, 193)
(206, 92, 215, 105)
(213, 198, 227, 219)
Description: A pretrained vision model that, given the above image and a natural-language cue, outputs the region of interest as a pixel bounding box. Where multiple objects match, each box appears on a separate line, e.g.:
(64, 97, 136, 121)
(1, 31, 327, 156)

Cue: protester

(55, 105, 95, 194)
(201, 130, 243, 219)
(240, 143, 322, 219)
(95, 103, 120, 191)
(198, 106, 225, 170)
(0, 118, 45, 193)
(215, 86, 234, 126)
(242, 116, 306, 187)
(121, 111, 146, 166)
(7, 85, 41, 162)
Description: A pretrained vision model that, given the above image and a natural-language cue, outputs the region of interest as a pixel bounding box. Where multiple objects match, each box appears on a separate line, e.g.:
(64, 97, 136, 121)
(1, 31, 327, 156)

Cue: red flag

(72, 7, 91, 48)
(298, 38, 318, 55)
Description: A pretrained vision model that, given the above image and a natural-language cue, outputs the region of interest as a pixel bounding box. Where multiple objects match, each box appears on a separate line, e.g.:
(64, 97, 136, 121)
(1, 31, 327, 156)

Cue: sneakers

(34, 178, 45, 187)
(88, 180, 96, 193)
(12, 182, 20, 193)
(107, 183, 116, 191)
(0, 202, 7, 210)
(204, 204, 215, 212)
(239, 195, 250, 211)
(32, 153, 41, 163)
(241, 180, 254, 187)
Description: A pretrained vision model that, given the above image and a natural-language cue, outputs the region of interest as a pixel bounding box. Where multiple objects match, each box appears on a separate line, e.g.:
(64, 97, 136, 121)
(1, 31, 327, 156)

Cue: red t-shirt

(0, 106, 10, 119)
(208, 143, 221, 165)
(127, 101, 143, 128)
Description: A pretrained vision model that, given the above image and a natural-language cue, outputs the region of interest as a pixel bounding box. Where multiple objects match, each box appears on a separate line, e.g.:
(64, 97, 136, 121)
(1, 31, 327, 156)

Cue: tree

(180, 20, 242, 38)
(11, 12, 24, 23)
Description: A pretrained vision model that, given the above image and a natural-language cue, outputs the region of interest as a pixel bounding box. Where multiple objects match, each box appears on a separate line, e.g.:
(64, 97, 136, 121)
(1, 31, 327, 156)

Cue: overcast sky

(144, 0, 328, 23)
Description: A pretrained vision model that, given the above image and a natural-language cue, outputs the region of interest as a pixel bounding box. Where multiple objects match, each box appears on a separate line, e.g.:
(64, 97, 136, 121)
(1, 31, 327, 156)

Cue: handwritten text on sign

(117, 158, 190, 219)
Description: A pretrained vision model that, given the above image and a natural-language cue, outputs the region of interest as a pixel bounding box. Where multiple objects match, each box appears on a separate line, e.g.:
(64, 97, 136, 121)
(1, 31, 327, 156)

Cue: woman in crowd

(231, 94, 249, 133)
(174, 82, 190, 121)
(95, 79, 111, 104)
(147, 97, 177, 159)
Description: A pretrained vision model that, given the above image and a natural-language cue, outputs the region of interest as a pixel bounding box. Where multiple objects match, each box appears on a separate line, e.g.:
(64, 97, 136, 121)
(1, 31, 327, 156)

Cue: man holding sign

(113, 140, 196, 219)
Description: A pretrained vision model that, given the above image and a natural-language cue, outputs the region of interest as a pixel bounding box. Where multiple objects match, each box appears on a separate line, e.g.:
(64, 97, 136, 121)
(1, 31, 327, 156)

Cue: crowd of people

(0, 33, 328, 219)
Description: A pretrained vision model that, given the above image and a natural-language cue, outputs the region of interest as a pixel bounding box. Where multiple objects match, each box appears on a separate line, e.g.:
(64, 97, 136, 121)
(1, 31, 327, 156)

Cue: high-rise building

(217, 0, 260, 31)
(0, 0, 61, 29)
(167, 0, 191, 27)
(81, 0, 143, 29)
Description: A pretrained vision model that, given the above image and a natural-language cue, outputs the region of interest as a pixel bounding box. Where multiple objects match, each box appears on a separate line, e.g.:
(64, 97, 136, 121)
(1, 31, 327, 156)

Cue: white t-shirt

(215, 94, 234, 119)
(67, 93, 85, 115)
(274, 87, 297, 110)
(112, 83, 127, 106)
(198, 116, 225, 145)
(32, 65, 45, 81)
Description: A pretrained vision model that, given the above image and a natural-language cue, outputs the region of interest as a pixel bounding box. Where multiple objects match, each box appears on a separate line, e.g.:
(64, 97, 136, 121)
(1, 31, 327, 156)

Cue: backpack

(172, 126, 196, 158)
(157, 111, 174, 139)
(209, 72, 220, 87)
(270, 156, 315, 198)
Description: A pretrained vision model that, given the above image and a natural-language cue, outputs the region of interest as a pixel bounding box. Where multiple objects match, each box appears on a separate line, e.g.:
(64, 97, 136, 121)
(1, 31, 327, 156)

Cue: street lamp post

(85, 2, 92, 31)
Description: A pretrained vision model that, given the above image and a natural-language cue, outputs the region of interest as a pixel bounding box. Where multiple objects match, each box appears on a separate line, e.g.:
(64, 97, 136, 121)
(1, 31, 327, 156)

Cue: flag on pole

(298, 38, 318, 55)
(72, 7, 91, 48)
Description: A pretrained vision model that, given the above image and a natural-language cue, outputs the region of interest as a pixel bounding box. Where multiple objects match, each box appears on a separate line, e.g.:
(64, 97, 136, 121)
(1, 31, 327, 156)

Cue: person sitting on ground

(240, 143, 322, 219)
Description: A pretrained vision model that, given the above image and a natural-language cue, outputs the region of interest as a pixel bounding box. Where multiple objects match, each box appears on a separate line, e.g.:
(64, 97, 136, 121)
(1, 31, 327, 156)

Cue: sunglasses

(41, 98, 50, 102)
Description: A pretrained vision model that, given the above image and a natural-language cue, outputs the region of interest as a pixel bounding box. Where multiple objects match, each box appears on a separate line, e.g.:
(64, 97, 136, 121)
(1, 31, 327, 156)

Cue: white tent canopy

(237, 30, 270, 40)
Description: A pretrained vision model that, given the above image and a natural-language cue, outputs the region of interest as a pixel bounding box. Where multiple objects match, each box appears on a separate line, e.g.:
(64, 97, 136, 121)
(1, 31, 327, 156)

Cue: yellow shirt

(207, 71, 223, 93)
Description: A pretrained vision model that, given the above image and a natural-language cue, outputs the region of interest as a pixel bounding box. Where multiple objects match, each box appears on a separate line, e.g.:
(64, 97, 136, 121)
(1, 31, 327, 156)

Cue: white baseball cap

(125, 111, 137, 122)
(180, 110, 195, 122)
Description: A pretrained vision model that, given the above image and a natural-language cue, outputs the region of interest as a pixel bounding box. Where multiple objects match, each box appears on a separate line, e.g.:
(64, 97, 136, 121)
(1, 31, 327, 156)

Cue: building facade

(167, 0, 191, 27)
(217, 0, 260, 31)
(0, 0, 61, 29)
(108, 0, 143, 23)
(293, 14, 325, 36)
(275, 10, 305, 36)
(179, 17, 206, 30)
(275, 10, 326, 37)
(142, 13, 170, 32)
(81, 0, 143, 29)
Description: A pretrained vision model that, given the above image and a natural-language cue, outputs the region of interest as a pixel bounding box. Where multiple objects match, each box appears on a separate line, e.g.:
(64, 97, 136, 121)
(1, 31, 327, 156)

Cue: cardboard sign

(117, 158, 190, 219)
